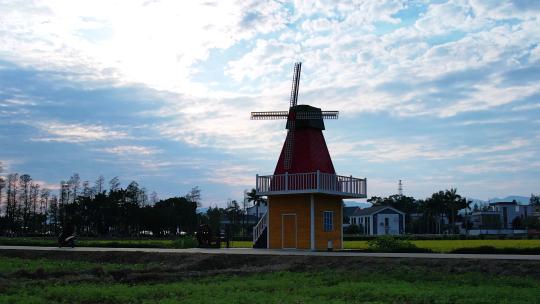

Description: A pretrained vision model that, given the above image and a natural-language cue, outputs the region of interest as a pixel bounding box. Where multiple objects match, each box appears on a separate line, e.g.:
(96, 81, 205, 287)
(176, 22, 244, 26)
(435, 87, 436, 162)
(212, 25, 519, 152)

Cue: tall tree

(0, 162, 3, 216)
(82, 180, 93, 198)
(40, 188, 50, 215)
(530, 194, 540, 206)
(6, 173, 19, 232)
(0, 176, 5, 217)
(206, 206, 223, 235)
(139, 187, 148, 207)
(150, 191, 159, 205)
(48, 195, 59, 233)
(444, 188, 470, 233)
(30, 183, 40, 231)
(109, 176, 120, 193)
(60, 181, 70, 205)
(126, 181, 140, 205)
(19, 174, 32, 232)
(69, 173, 80, 204)
(186, 186, 201, 207)
(95, 175, 105, 195)
(225, 199, 243, 234)
(367, 196, 384, 205)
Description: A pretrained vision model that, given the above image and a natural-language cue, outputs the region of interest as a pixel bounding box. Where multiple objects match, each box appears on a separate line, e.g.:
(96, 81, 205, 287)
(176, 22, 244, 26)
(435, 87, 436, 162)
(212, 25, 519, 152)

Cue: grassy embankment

(0, 256, 152, 273)
(0, 255, 539, 303)
(3, 237, 540, 253)
(0, 237, 197, 249)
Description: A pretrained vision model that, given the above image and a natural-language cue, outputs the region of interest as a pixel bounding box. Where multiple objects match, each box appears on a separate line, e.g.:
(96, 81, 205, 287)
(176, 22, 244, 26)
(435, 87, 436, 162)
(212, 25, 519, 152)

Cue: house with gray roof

(348, 206, 405, 235)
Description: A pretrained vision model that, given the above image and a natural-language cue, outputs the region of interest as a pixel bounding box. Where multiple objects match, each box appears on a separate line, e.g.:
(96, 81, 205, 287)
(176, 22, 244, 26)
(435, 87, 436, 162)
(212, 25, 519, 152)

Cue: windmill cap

(288, 104, 325, 130)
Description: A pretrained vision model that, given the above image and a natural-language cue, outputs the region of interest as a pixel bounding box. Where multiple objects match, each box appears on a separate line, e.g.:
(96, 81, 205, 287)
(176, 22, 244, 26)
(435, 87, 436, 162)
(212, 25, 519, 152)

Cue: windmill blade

(289, 62, 302, 108)
(296, 111, 339, 120)
(252, 110, 339, 120)
(284, 62, 301, 170)
(320, 111, 339, 119)
(283, 122, 295, 170)
(250, 111, 289, 120)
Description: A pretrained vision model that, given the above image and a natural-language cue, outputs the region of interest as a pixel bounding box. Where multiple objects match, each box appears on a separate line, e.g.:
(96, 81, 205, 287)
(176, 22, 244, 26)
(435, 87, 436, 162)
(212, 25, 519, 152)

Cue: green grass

(344, 240, 370, 250)
(344, 239, 540, 252)
(413, 239, 540, 252)
(224, 240, 253, 248)
(0, 237, 197, 249)
(0, 256, 149, 273)
(1, 268, 539, 303)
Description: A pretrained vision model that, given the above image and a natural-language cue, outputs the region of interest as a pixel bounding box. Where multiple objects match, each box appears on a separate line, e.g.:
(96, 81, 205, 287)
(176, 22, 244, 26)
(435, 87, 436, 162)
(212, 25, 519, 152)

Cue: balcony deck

(256, 171, 367, 199)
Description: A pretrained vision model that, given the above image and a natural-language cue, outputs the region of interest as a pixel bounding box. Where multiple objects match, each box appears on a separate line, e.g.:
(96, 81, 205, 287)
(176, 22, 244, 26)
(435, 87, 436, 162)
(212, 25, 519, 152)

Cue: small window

(323, 211, 333, 232)
(515, 206, 520, 212)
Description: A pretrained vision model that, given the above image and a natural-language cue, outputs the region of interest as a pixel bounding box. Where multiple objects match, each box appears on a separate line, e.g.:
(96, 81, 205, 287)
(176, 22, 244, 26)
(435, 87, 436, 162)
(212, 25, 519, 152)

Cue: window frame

(323, 211, 333, 232)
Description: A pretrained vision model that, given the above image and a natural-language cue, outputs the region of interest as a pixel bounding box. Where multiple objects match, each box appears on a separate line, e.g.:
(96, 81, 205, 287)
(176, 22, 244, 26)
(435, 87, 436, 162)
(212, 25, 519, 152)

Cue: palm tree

(246, 188, 267, 221)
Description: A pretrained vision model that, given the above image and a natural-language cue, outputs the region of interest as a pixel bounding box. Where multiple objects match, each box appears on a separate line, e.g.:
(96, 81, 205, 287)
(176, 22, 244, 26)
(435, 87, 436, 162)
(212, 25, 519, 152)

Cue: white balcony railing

(256, 171, 367, 198)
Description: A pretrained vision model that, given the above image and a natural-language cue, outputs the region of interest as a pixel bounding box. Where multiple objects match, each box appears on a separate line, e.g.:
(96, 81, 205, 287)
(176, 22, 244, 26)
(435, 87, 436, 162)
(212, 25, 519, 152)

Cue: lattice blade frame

(252, 111, 338, 120)
(283, 123, 295, 170)
(251, 111, 289, 120)
(296, 111, 339, 120)
(289, 62, 301, 108)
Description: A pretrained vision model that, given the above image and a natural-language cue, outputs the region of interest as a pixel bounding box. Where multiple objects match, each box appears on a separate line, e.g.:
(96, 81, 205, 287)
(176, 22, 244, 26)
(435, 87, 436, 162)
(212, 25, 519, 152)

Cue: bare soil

(2, 249, 540, 284)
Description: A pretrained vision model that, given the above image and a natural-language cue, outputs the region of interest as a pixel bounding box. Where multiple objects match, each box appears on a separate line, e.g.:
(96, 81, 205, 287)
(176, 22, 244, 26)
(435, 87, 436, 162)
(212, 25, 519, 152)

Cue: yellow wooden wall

(267, 194, 342, 250)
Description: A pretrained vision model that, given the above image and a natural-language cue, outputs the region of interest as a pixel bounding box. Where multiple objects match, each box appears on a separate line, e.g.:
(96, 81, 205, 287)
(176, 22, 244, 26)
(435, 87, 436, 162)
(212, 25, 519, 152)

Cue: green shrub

(344, 224, 361, 234)
(367, 236, 431, 253)
(171, 236, 198, 249)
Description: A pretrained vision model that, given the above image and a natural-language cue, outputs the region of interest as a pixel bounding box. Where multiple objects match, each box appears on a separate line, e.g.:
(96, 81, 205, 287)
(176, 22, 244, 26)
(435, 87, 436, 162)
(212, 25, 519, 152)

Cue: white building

(466, 201, 534, 235)
(348, 206, 405, 235)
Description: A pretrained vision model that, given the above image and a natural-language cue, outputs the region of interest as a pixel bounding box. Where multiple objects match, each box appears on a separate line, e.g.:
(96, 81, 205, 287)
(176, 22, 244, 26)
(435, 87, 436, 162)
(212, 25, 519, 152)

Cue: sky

(0, 0, 539, 206)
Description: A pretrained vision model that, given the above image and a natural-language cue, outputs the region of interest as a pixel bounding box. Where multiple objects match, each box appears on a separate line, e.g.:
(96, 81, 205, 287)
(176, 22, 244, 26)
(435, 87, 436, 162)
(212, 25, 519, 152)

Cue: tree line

(0, 166, 201, 236)
(2, 162, 538, 237)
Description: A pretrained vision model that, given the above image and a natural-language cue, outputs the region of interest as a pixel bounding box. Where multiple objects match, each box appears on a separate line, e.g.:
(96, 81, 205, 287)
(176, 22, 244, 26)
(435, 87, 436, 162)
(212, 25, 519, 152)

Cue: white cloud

(0, 0, 290, 93)
(512, 103, 540, 111)
(101, 145, 160, 156)
(205, 165, 255, 187)
(455, 117, 526, 126)
(3, 1, 539, 135)
(415, 1, 486, 35)
(31, 121, 128, 143)
(330, 137, 531, 163)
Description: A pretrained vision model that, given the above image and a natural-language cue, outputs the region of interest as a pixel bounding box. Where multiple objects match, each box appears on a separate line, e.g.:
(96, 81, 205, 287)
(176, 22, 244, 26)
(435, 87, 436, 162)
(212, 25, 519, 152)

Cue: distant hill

(196, 207, 209, 214)
(489, 195, 531, 204)
(470, 195, 531, 206)
(344, 200, 371, 209)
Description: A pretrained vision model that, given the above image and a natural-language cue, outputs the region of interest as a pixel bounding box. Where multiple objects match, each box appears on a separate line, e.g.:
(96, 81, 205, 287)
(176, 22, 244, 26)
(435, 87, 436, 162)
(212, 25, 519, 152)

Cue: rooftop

(352, 205, 404, 216)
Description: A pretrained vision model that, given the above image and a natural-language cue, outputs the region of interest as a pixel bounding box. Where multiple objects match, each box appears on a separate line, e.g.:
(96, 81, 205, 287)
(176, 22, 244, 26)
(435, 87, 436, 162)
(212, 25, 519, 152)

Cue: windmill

(251, 62, 339, 170)
(250, 62, 367, 250)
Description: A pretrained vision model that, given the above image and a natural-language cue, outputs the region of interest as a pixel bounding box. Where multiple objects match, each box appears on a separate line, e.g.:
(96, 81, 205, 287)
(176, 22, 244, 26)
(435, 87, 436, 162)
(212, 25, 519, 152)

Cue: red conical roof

(273, 127, 335, 175)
